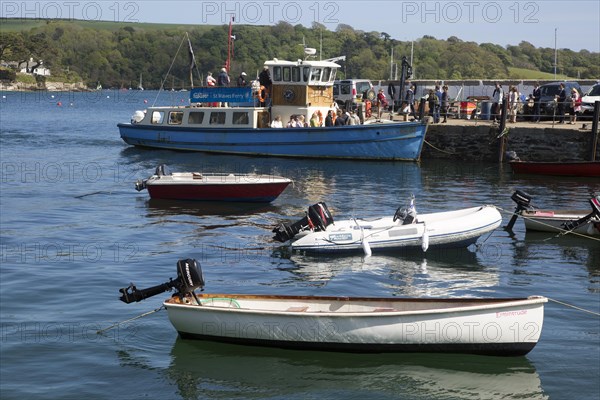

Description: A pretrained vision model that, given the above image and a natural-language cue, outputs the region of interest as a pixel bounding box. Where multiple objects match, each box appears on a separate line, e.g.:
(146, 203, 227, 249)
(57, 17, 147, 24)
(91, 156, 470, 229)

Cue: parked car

(533, 81, 583, 118)
(580, 83, 600, 116)
(333, 79, 375, 109)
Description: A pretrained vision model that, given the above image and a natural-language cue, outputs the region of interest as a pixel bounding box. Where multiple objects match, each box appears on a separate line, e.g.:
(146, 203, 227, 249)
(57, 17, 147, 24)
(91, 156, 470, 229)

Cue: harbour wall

(421, 122, 599, 162)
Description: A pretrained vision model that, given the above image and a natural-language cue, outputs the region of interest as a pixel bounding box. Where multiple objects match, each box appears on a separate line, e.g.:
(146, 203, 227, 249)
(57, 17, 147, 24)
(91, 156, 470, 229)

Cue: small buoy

(69, 102, 74, 106)
(57, 101, 62, 106)
(2, 95, 6, 99)
(144, 99, 148, 103)
(51, 95, 55, 99)
(362, 237, 372, 257)
(421, 225, 429, 252)
(106, 95, 110, 99)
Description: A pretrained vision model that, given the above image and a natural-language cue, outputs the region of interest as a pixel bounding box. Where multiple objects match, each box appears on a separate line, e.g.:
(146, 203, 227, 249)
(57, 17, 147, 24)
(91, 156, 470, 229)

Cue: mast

(226, 16, 234, 72)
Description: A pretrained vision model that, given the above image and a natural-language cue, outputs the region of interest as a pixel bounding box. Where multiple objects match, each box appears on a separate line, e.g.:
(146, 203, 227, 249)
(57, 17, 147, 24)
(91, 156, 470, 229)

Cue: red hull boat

(136, 165, 291, 203)
(509, 161, 600, 177)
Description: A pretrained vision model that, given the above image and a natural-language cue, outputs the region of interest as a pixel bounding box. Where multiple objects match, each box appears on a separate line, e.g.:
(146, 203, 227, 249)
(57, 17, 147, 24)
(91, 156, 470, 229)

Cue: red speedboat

(135, 165, 291, 203)
(509, 160, 600, 177)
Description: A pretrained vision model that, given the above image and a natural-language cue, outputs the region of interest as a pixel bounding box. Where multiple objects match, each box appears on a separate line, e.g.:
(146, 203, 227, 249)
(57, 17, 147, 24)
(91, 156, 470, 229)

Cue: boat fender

(421, 223, 429, 252)
(365, 100, 372, 118)
(362, 236, 372, 257)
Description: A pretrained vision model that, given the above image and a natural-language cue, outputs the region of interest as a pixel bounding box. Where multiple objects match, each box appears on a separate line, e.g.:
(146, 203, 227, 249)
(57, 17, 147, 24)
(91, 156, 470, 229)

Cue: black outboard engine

(393, 195, 417, 225)
(562, 195, 600, 232)
(155, 164, 168, 177)
(119, 259, 205, 304)
(506, 190, 533, 231)
(272, 202, 334, 242)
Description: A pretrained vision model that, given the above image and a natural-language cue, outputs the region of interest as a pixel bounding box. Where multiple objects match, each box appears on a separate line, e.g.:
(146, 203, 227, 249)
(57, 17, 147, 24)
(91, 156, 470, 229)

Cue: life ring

(316, 110, 323, 126)
(258, 86, 267, 103)
(365, 100, 372, 118)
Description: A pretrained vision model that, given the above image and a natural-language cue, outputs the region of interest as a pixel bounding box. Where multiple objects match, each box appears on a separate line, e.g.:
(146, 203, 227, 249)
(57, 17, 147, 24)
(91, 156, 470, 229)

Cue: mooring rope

(495, 206, 600, 242)
(96, 305, 165, 335)
(548, 298, 600, 317)
(423, 139, 456, 154)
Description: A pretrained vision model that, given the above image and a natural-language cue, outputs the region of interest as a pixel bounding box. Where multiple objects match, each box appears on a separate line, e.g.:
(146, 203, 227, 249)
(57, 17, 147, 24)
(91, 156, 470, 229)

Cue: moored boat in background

(118, 55, 427, 161)
(509, 160, 600, 177)
(507, 190, 600, 236)
(135, 164, 291, 202)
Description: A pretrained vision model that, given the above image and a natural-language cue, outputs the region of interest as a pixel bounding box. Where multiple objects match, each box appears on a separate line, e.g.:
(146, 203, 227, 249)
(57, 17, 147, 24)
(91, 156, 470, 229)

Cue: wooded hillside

(1, 19, 598, 89)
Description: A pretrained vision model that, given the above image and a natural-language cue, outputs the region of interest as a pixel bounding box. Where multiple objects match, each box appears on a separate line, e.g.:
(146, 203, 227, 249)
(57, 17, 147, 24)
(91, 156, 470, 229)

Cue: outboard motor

(506, 190, 533, 231)
(155, 164, 168, 177)
(272, 202, 334, 242)
(562, 195, 600, 232)
(119, 259, 205, 304)
(393, 195, 417, 225)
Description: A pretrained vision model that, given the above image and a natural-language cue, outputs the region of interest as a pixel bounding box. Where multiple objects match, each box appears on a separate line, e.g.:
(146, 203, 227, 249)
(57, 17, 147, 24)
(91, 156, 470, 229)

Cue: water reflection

(167, 339, 548, 400)
(273, 248, 498, 297)
(510, 231, 600, 277)
(144, 198, 277, 218)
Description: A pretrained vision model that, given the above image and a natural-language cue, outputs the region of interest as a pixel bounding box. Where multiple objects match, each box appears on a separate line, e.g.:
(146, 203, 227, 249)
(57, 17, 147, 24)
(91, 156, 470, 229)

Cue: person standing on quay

(569, 87, 581, 124)
(441, 85, 450, 123)
(531, 82, 541, 122)
(556, 83, 567, 123)
(491, 82, 504, 122)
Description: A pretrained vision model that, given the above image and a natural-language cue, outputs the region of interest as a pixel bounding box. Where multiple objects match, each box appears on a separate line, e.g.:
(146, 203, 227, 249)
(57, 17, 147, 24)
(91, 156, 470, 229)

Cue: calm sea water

(1, 91, 599, 400)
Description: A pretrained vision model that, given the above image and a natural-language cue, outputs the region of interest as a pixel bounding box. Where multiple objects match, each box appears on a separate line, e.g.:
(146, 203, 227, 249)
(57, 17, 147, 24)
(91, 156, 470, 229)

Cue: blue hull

(117, 122, 427, 161)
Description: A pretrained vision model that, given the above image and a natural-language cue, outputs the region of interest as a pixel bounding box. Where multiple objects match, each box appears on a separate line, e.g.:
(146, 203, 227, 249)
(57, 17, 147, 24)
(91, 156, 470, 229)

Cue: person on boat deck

(217, 68, 230, 87)
(286, 115, 296, 128)
(569, 87, 581, 124)
(377, 88, 389, 118)
(349, 110, 361, 125)
(237, 72, 247, 87)
(271, 115, 283, 128)
(325, 110, 334, 127)
(258, 66, 273, 106)
(309, 112, 320, 127)
(206, 72, 216, 86)
(334, 110, 348, 126)
(404, 84, 415, 119)
(298, 115, 308, 127)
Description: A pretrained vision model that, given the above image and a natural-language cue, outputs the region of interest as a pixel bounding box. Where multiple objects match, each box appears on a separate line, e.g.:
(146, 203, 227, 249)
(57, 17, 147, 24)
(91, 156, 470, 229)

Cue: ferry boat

(117, 58, 427, 161)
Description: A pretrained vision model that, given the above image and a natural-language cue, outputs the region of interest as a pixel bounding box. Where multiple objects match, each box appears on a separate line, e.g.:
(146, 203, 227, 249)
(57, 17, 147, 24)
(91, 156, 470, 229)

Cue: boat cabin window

(151, 111, 165, 124)
(209, 112, 226, 125)
(282, 66, 291, 82)
(324, 67, 336, 82)
(291, 67, 301, 82)
(232, 112, 249, 125)
(310, 68, 322, 84)
(273, 66, 281, 82)
(303, 67, 310, 82)
(168, 111, 183, 125)
(188, 111, 205, 124)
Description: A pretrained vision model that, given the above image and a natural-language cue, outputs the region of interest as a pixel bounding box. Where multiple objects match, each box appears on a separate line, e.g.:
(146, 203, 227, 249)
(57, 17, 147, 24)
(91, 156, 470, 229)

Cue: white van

(333, 79, 375, 109)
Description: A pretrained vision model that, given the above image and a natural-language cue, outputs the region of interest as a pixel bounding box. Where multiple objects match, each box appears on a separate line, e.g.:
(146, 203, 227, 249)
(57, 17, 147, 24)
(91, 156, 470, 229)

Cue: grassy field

(508, 67, 572, 80)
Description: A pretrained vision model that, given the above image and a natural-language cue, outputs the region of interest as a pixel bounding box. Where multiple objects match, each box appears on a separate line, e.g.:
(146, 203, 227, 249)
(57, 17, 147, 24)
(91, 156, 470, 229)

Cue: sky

(3, 1, 599, 52)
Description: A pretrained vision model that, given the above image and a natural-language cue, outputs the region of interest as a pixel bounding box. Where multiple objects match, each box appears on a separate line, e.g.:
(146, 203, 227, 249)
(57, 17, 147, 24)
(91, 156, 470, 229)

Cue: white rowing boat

(119, 259, 546, 356)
